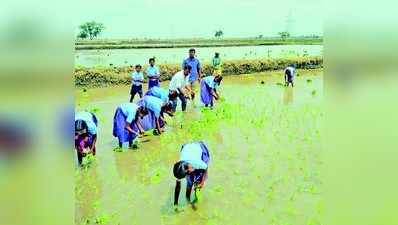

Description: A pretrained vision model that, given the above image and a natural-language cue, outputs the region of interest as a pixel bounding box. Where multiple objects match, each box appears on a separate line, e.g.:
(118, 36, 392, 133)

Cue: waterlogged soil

(75, 69, 323, 225)
(75, 45, 323, 67)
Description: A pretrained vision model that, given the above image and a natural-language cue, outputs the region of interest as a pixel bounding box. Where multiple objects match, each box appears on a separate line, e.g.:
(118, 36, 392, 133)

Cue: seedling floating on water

(276, 82, 284, 86)
(90, 107, 101, 114)
(113, 147, 124, 152)
(260, 81, 265, 84)
(311, 90, 317, 96)
(307, 79, 312, 83)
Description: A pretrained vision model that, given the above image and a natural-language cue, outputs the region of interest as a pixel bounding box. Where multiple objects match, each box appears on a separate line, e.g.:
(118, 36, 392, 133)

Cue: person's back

(148, 87, 168, 103)
(169, 70, 186, 92)
(143, 95, 163, 118)
(284, 65, 296, 87)
(75, 111, 97, 135)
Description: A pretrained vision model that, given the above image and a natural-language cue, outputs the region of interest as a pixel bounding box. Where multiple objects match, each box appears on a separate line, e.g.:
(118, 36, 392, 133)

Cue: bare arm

(197, 169, 208, 188)
(186, 185, 193, 203)
(90, 135, 97, 151)
(155, 117, 162, 134)
(211, 89, 219, 100)
(125, 122, 139, 136)
(174, 180, 181, 205)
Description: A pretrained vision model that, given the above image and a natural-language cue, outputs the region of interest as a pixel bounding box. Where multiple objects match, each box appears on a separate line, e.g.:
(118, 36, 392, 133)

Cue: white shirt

(180, 143, 208, 170)
(169, 70, 189, 92)
(285, 66, 295, 77)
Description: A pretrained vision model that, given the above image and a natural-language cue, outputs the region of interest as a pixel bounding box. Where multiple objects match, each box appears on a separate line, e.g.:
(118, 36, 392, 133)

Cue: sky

(73, 0, 323, 38)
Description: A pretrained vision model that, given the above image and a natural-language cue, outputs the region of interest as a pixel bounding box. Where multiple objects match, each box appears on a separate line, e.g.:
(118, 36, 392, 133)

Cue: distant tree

(214, 30, 224, 38)
(258, 34, 264, 39)
(77, 21, 105, 40)
(278, 31, 290, 41)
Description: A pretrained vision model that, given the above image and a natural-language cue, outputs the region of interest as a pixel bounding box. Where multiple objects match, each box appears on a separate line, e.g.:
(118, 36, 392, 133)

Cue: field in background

(75, 37, 322, 50)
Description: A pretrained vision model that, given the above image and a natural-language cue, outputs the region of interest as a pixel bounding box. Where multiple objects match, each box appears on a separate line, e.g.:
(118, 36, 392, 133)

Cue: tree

(214, 30, 224, 38)
(77, 21, 105, 40)
(278, 31, 290, 41)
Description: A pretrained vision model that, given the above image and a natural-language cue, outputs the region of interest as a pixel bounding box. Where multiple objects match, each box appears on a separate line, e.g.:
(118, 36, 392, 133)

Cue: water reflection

(283, 86, 294, 105)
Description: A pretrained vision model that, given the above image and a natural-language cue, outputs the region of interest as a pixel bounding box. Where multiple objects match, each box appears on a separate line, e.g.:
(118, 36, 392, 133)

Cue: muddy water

(75, 69, 322, 225)
(75, 45, 323, 67)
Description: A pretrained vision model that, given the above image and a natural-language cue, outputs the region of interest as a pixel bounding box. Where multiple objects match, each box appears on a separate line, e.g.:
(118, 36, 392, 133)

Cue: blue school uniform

(142, 95, 163, 118)
(75, 111, 98, 152)
(137, 96, 165, 130)
(113, 103, 140, 143)
(146, 86, 169, 103)
(180, 142, 210, 187)
(200, 76, 218, 106)
(131, 71, 144, 86)
(146, 65, 160, 88)
(75, 111, 98, 135)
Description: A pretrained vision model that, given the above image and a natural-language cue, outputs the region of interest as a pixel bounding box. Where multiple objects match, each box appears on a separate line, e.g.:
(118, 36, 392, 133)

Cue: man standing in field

(182, 48, 202, 100)
(169, 65, 192, 112)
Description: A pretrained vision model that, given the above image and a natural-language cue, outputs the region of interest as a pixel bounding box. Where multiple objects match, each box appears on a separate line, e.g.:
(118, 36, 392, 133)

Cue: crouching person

(284, 64, 296, 87)
(200, 75, 223, 107)
(173, 141, 210, 208)
(139, 95, 174, 135)
(113, 103, 147, 149)
(75, 111, 98, 165)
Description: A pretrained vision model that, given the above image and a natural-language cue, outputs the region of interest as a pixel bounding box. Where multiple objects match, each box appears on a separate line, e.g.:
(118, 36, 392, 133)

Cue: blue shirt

(182, 57, 201, 81)
(203, 76, 217, 89)
(120, 103, 139, 123)
(180, 143, 208, 170)
(143, 95, 163, 118)
(146, 65, 160, 79)
(130, 71, 144, 86)
(75, 111, 97, 135)
(147, 87, 169, 103)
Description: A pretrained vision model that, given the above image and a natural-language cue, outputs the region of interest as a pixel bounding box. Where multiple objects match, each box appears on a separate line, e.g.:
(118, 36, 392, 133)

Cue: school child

(145, 57, 161, 89)
(138, 95, 174, 135)
(285, 64, 296, 87)
(200, 75, 223, 107)
(112, 103, 147, 148)
(75, 133, 92, 164)
(75, 111, 98, 164)
(130, 64, 144, 102)
(145, 86, 178, 105)
(173, 141, 210, 207)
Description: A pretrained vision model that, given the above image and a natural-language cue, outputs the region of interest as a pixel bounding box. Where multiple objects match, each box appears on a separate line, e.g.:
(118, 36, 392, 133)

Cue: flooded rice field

(75, 69, 323, 225)
(75, 45, 323, 67)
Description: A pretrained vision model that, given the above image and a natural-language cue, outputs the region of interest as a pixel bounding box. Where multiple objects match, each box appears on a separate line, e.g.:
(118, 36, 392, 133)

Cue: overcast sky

(73, 0, 323, 38)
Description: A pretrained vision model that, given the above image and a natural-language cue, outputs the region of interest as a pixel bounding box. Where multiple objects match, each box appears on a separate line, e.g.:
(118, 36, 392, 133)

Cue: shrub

(75, 56, 323, 88)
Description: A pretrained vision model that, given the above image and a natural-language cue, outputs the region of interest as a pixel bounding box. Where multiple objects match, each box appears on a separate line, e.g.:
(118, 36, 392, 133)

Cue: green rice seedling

(112, 147, 125, 152)
(90, 107, 101, 114)
(95, 214, 110, 224)
(311, 90, 317, 96)
(81, 153, 95, 168)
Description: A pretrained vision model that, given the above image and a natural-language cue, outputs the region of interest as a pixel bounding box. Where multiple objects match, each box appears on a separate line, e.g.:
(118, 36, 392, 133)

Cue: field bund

(75, 56, 323, 88)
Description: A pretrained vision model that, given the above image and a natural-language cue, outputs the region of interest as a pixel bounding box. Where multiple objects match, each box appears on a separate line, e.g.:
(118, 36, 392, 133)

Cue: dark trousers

(130, 85, 143, 102)
(171, 92, 187, 112)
